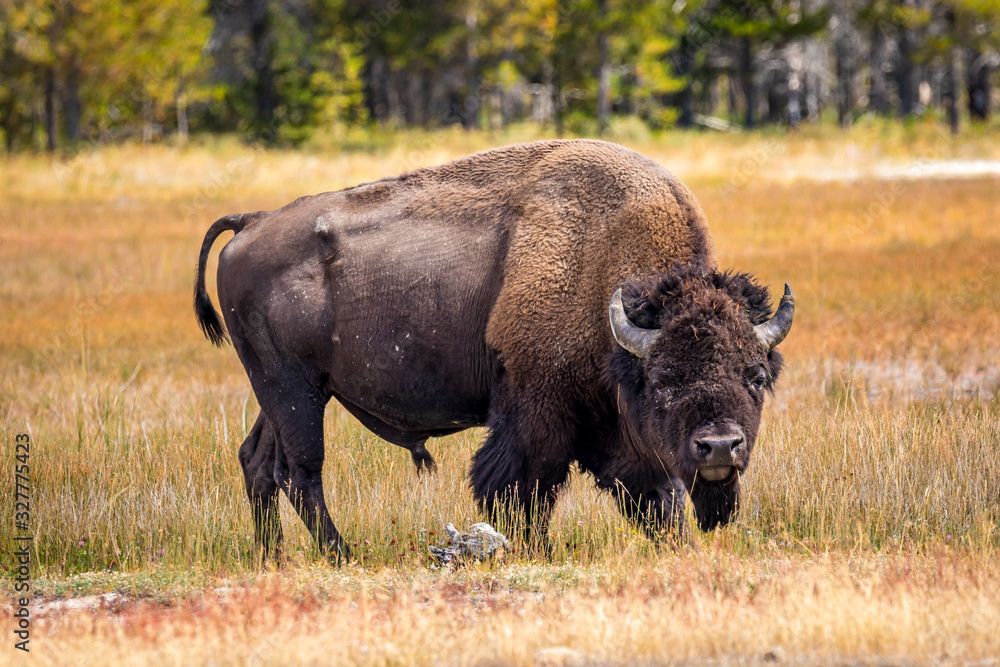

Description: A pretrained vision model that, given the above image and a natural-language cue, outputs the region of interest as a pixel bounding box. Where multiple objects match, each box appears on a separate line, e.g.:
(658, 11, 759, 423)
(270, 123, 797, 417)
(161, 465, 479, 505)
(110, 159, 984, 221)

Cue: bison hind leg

(238, 412, 284, 561)
(409, 443, 437, 474)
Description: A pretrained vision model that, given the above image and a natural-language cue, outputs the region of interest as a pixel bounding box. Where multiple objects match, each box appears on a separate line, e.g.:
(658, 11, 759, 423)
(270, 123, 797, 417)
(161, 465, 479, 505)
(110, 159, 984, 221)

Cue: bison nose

(691, 426, 745, 465)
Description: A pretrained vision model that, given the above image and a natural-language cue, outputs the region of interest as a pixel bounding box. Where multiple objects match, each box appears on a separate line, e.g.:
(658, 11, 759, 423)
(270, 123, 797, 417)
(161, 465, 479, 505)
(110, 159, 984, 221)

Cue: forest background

(2, 0, 999, 153)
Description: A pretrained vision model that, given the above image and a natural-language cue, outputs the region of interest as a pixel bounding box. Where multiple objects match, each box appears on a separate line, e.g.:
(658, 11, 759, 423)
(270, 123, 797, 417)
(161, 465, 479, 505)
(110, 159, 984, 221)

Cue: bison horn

(754, 283, 795, 351)
(609, 288, 661, 358)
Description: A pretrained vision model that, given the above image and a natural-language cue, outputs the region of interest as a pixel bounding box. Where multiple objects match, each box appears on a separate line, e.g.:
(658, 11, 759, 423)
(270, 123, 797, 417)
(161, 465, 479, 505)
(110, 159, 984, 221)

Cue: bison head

(606, 265, 793, 531)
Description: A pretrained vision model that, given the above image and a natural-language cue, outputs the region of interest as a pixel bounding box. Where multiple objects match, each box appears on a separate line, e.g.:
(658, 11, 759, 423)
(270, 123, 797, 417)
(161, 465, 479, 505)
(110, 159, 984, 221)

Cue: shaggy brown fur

(193, 139, 787, 559)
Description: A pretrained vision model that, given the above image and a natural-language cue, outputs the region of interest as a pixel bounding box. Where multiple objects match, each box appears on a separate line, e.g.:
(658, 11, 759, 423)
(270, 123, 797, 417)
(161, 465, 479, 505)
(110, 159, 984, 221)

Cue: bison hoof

(410, 446, 438, 474)
(323, 541, 351, 566)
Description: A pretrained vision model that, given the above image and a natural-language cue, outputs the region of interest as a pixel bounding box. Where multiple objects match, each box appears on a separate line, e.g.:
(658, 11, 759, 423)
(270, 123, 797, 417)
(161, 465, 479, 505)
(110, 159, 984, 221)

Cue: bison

(194, 139, 793, 560)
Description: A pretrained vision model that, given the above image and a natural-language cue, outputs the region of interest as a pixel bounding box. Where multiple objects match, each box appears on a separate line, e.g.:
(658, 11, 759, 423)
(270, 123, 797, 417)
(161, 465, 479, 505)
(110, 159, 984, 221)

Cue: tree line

(1, 0, 997, 152)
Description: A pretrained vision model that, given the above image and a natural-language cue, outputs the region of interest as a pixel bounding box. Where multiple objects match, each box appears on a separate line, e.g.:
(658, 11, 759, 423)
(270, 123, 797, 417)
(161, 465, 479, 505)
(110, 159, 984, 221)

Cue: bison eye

(649, 370, 669, 390)
(750, 369, 767, 390)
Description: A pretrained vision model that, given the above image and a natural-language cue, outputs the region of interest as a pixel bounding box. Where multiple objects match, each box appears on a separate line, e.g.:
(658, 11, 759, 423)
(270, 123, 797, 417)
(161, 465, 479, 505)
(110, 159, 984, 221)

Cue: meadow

(2, 121, 1000, 665)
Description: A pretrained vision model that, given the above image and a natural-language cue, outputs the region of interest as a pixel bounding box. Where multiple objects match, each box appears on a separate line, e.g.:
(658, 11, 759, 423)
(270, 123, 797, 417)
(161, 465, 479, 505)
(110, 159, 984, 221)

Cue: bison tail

(194, 213, 247, 347)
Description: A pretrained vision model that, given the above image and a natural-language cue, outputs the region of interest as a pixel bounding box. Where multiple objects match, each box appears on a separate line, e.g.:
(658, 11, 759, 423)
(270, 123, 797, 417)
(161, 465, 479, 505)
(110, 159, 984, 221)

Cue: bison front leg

(470, 401, 574, 556)
(239, 412, 283, 561)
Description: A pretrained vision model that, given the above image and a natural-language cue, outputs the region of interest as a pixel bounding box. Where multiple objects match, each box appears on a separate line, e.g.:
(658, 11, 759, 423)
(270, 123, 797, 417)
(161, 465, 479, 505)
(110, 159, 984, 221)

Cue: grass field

(2, 121, 1000, 665)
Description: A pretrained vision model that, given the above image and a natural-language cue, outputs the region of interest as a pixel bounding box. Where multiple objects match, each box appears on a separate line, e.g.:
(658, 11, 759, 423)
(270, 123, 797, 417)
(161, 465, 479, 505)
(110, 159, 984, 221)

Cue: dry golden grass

(2, 124, 999, 664)
(14, 551, 1000, 666)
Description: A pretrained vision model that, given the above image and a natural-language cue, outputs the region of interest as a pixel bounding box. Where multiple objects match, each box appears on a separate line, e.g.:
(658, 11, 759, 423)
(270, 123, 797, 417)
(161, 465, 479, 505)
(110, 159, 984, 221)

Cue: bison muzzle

(193, 139, 793, 560)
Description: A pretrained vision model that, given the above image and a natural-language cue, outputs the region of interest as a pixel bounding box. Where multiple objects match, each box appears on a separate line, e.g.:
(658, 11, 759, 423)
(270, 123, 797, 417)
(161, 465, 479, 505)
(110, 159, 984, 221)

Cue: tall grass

(6, 378, 998, 575)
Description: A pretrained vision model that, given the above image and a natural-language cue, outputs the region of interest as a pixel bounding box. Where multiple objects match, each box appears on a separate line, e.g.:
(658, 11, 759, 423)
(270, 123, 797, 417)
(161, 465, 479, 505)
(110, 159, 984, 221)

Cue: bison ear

(765, 349, 784, 389)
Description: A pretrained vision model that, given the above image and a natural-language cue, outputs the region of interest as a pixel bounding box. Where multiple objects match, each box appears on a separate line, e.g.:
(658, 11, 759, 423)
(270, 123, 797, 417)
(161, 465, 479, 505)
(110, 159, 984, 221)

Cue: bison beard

(192, 139, 793, 561)
(689, 475, 742, 531)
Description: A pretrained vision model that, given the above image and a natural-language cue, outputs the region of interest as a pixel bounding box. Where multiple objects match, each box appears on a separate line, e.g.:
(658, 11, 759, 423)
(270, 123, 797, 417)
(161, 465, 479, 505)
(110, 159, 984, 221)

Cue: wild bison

(194, 139, 793, 560)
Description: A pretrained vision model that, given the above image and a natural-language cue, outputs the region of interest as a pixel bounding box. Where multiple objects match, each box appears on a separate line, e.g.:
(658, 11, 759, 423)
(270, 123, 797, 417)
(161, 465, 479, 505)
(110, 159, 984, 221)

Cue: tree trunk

(463, 3, 479, 130)
(766, 74, 783, 124)
(707, 72, 719, 117)
(541, 59, 555, 128)
(554, 69, 564, 137)
(403, 70, 424, 126)
(364, 55, 390, 124)
(740, 37, 755, 130)
(803, 71, 819, 122)
(947, 46, 960, 134)
(676, 34, 694, 128)
(728, 73, 739, 121)
(596, 0, 611, 135)
(249, 0, 277, 139)
(387, 69, 405, 126)
(2, 110, 12, 152)
(966, 49, 992, 122)
(61, 58, 80, 145)
(942, 7, 960, 135)
(44, 67, 56, 152)
(802, 40, 822, 123)
(869, 27, 888, 115)
(835, 60, 853, 126)
(834, 4, 856, 128)
(552, 0, 566, 136)
(787, 77, 801, 129)
(176, 84, 189, 144)
(142, 94, 155, 143)
(1, 86, 14, 151)
(897, 17, 917, 117)
(489, 88, 502, 130)
(0, 22, 17, 152)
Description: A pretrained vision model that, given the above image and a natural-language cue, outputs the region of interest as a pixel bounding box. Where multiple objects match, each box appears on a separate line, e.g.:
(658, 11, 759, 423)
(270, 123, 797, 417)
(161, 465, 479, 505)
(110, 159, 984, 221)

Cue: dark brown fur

(193, 140, 787, 559)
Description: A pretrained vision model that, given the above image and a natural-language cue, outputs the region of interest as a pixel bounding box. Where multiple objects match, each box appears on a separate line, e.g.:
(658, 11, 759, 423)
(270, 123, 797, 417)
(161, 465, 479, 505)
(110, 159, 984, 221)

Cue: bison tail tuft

(194, 213, 246, 347)
(195, 287, 229, 347)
